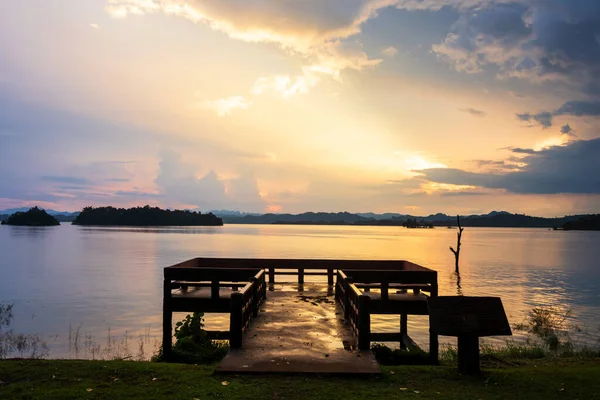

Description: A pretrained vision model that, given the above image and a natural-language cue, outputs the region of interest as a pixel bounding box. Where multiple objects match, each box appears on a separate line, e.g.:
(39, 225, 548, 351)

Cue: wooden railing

(162, 267, 266, 358)
(229, 270, 266, 348)
(335, 270, 371, 350)
(334, 268, 439, 361)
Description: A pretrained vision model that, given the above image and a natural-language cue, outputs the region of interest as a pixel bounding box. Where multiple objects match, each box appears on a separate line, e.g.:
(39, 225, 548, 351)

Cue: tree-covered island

(1, 207, 60, 226)
(72, 206, 223, 226)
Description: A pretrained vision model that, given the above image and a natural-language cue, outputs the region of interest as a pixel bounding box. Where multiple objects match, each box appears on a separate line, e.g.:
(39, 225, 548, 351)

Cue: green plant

(153, 312, 228, 364)
(370, 343, 430, 365)
(0, 303, 48, 359)
(513, 306, 572, 351)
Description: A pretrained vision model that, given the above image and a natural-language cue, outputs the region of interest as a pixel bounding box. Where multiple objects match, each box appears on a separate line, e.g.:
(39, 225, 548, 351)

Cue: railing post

(358, 294, 371, 350)
(327, 269, 334, 286)
(211, 280, 220, 299)
(269, 267, 275, 284)
(429, 280, 439, 364)
(344, 279, 352, 320)
(250, 278, 259, 317)
(230, 292, 243, 349)
(400, 313, 408, 350)
(298, 268, 304, 284)
(381, 281, 389, 301)
(334, 272, 340, 301)
(162, 278, 172, 361)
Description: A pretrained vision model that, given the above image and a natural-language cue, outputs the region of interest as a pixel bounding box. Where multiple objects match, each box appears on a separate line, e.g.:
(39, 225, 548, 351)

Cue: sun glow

(533, 135, 570, 151)
(403, 155, 447, 172)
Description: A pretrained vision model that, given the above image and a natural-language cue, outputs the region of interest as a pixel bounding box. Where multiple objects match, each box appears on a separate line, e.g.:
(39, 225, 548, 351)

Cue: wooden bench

(428, 296, 512, 374)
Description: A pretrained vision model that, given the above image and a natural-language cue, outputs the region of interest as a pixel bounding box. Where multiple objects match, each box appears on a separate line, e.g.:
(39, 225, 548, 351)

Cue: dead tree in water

(449, 215, 464, 272)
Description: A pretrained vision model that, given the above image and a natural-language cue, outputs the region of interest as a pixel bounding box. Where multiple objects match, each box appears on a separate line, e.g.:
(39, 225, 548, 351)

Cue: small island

(1, 207, 60, 226)
(72, 206, 223, 226)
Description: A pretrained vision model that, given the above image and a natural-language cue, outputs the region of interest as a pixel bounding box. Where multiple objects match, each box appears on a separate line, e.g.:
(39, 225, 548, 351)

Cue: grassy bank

(1, 359, 599, 399)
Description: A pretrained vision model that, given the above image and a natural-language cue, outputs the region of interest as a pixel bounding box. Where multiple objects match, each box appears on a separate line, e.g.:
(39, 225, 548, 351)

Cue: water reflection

(451, 271, 463, 296)
(8, 226, 56, 239)
(1, 224, 599, 358)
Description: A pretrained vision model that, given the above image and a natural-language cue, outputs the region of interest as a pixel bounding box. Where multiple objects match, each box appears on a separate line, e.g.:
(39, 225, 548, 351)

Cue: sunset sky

(1, 0, 599, 216)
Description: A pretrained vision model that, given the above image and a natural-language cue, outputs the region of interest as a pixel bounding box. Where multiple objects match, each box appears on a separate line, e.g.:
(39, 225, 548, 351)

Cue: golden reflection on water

(1, 224, 599, 357)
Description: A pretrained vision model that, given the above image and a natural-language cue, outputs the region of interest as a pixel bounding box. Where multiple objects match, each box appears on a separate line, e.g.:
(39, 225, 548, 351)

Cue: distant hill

(224, 212, 372, 225)
(223, 210, 586, 228)
(562, 215, 600, 231)
(1, 207, 60, 226)
(0, 207, 77, 216)
(0, 214, 9, 222)
(72, 206, 223, 226)
(209, 210, 261, 217)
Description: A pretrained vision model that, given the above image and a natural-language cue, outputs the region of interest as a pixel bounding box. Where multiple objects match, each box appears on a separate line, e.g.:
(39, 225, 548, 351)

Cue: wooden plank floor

(216, 285, 381, 374)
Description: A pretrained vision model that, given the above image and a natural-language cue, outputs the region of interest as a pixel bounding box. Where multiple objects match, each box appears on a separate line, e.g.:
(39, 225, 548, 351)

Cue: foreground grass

(1, 359, 599, 400)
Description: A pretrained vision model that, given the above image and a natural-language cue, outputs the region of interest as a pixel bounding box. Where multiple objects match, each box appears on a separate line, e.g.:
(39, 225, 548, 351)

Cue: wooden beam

(162, 279, 172, 361)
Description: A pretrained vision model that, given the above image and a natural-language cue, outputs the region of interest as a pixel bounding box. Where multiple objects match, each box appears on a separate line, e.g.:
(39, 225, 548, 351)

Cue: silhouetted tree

(72, 205, 223, 226)
(449, 215, 464, 272)
(1, 207, 60, 226)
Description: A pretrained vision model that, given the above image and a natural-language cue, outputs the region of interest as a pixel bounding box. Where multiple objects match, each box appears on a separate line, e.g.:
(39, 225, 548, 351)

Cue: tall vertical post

(162, 278, 172, 361)
(381, 281, 389, 301)
(429, 280, 439, 364)
(230, 292, 243, 349)
(327, 269, 334, 286)
(298, 268, 304, 284)
(358, 294, 371, 350)
(269, 267, 275, 284)
(458, 335, 480, 374)
(250, 278, 259, 317)
(344, 279, 352, 320)
(211, 280, 220, 299)
(400, 313, 408, 350)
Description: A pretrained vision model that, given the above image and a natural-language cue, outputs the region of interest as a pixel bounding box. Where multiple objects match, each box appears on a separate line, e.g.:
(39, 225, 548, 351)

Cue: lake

(1, 224, 599, 359)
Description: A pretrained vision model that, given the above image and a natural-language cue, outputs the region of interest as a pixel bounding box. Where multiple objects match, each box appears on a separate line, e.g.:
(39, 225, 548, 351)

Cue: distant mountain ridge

(222, 210, 593, 228)
(2, 207, 597, 229)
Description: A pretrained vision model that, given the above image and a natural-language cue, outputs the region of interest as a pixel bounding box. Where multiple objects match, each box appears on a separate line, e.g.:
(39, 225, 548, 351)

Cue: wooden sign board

(428, 296, 512, 337)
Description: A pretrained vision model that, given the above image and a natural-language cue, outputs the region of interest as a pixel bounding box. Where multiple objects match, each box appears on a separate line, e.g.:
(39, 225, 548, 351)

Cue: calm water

(1, 224, 599, 358)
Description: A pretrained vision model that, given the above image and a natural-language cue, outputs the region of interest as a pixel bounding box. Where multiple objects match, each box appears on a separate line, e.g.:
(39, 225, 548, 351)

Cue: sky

(1, 0, 599, 216)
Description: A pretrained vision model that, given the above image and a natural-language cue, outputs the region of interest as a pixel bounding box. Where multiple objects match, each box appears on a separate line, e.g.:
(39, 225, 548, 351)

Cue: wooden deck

(163, 257, 439, 373)
(216, 286, 381, 374)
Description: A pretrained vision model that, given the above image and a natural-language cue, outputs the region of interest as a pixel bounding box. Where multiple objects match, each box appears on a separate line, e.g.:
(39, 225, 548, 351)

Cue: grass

(1, 359, 600, 399)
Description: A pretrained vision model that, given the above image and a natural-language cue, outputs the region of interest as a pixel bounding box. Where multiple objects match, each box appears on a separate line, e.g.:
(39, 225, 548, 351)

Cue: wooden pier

(163, 258, 438, 373)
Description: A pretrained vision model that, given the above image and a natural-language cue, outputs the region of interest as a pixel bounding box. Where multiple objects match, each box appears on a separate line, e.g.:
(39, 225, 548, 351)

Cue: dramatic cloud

(154, 150, 266, 211)
(106, 0, 385, 81)
(516, 112, 553, 128)
(560, 124, 575, 137)
(415, 138, 600, 194)
(555, 101, 600, 118)
(460, 108, 486, 117)
(430, 0, 600, 90)
(517, 100, 600, 128)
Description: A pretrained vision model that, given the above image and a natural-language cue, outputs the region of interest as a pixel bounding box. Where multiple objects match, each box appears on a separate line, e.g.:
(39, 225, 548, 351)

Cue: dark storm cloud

(555, 101, 600, 118)
(560, 124, 575, 136)
(416, 138, 600, 194)
(516, 112, 553, 128)
(517, 100, 600, 128)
